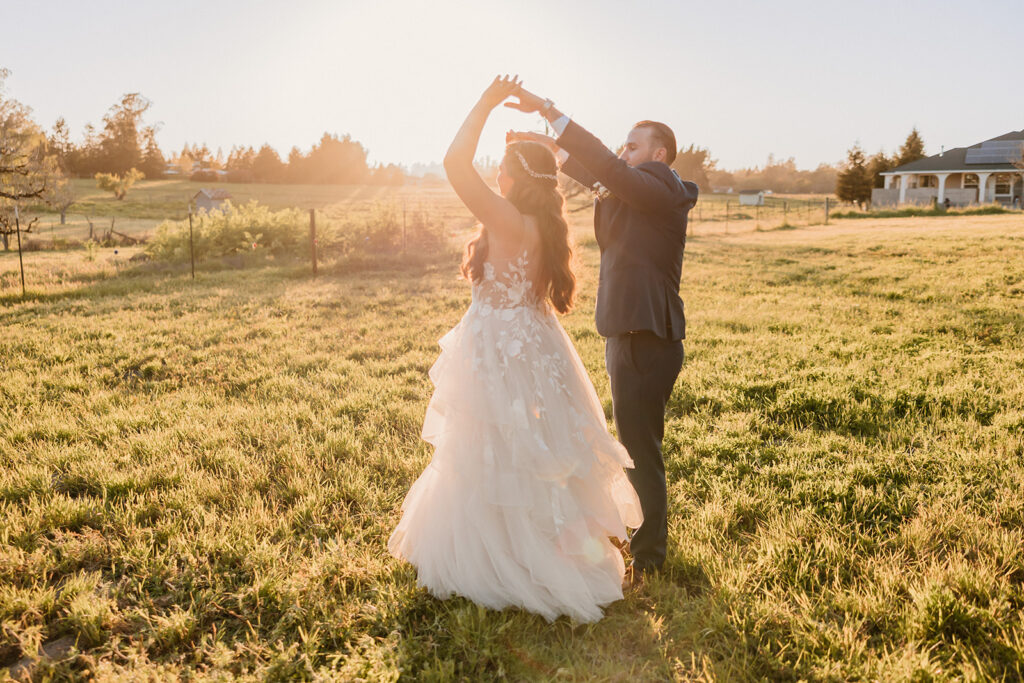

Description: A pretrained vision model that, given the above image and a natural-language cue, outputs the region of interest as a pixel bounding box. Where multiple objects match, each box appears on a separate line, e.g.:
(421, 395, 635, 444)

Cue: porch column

(898, 174, 911, 204)
(976, 172, 992, 203)
(883, 174, 893, 189)
(936, 173, 950, 204)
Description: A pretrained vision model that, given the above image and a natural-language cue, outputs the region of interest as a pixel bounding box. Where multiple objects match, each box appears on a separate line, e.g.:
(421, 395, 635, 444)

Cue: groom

(507, 85, 698, 586)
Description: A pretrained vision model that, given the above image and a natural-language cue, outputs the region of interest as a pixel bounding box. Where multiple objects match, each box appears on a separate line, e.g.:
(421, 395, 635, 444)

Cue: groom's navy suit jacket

(556, 121, 699, 341)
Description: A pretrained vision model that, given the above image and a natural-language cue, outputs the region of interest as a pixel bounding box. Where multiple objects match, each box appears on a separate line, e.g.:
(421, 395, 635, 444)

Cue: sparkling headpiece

(514, 150, 557, 181)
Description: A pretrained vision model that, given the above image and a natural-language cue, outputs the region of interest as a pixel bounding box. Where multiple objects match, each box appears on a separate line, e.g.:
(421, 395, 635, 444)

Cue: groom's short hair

(633, 121, 677, 165)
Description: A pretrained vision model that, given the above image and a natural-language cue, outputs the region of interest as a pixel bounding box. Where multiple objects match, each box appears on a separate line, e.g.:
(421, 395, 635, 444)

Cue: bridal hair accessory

(514, 150, 557, 181)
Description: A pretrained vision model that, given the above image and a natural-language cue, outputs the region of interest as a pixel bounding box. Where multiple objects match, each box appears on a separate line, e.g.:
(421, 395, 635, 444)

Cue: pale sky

(3, 0, 1022, 171)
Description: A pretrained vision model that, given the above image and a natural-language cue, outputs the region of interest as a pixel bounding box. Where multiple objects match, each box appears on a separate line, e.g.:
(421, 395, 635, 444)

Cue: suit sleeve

(556, 120, 697, 211)
(559, 155, 597, 189)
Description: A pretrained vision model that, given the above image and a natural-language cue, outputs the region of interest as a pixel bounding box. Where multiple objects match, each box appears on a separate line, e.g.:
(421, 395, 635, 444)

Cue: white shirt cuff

(551, 114, 570, 137)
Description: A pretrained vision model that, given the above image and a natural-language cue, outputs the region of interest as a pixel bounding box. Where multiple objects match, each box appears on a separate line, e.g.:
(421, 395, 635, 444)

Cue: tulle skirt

(388, 300, 642, 623)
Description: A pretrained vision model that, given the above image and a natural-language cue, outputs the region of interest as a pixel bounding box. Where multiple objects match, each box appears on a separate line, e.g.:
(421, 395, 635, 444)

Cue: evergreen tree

(866, 151, 894, 188)
(253, 144, 286, 183)
(48, 117, 74, 173)
(225, 145, 257, 182)
(836, 143, 873, 208)
(191, 143, 211, 169)
(139, 127, 166, 179)
(304, 133, 370, 184)
(896, 128, 926, 167)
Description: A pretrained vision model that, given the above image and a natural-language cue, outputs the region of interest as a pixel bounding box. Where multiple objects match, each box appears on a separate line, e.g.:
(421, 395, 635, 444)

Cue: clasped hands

(480, 74, 560, 154)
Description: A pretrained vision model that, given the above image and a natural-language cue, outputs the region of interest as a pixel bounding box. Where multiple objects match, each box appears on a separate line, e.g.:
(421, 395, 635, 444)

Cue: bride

(388, 75, 642, 623)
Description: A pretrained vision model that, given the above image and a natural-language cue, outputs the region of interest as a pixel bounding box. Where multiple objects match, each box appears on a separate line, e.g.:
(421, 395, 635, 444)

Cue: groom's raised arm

(505, 86, 695, 211)
(555, 121, 694, 212)
(559, 154, 598, 190)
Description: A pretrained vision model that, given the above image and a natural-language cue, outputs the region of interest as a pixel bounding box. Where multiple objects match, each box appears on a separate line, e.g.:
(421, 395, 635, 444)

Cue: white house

(738, 189, 765, 206)
(874, 130, 1024, 208)
(192, 188, 232, 212)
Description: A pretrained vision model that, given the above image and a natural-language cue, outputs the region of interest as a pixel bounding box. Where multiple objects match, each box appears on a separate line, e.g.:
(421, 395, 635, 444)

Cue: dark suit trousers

(605, 331, 683, 571)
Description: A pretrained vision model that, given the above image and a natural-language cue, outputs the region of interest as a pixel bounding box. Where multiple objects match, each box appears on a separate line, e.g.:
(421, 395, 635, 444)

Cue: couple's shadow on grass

(389, 559, 713, 677)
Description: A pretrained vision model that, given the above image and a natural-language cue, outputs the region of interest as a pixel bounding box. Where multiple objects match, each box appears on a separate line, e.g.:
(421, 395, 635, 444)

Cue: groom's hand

(506, 130, 559, 154)
(504, 85, 547, 114)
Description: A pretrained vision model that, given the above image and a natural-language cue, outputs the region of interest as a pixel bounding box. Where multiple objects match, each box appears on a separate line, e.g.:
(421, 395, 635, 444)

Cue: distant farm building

(874, 130, 1024, 208)
(192, 189, 232, 212)
(738, 189, 765, 206)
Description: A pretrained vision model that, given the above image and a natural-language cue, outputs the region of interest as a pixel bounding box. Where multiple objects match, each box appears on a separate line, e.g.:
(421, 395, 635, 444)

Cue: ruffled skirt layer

(388, 303, 642, 623)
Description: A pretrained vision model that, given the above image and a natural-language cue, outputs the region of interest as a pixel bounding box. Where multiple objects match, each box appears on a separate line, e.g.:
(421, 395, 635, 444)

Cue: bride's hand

(480, 74, 522, 109)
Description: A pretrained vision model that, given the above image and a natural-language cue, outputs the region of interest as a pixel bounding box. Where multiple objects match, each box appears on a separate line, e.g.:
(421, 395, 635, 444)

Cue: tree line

(835, 129, 926, 207)
(669, 130, 929, 199)
(671, 146, 840, 195)
(46, 90, 404, 186)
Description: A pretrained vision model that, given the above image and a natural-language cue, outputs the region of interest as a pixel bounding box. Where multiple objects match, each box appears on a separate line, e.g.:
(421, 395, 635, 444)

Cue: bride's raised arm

(443, 75, 523, 240)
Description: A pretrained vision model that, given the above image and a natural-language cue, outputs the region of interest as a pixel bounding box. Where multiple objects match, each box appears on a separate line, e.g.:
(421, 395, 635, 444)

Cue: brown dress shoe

(621, 563, 646, 592)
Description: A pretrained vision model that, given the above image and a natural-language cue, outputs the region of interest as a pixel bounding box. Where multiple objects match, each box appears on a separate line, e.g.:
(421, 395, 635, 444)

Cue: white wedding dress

(388, 248, 643, 623)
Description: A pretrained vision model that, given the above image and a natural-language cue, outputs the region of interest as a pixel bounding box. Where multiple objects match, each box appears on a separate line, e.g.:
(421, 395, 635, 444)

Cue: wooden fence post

(825, 197, 830, 225)
(725, 201, 730, 233)
(188, 209, 195, 280)
(310, 209, 318, 276)
(15, 206, 25, 297)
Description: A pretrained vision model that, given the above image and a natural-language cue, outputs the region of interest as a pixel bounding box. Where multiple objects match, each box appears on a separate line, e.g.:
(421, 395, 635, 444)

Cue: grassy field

(2, 208, 1024, 679)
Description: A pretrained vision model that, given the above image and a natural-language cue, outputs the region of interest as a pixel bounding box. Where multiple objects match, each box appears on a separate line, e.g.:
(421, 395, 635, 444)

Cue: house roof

(886, 130, 1024, 174)
(192, 189, 232, 200)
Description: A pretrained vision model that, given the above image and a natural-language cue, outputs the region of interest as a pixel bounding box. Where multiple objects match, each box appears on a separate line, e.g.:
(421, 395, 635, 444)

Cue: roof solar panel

(965, 140, 1024, 165)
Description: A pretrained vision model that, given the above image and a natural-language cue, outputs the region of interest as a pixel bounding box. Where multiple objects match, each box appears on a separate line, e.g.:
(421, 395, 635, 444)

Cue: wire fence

(687, 196, 835, 235)
(0, 201, 458, 298)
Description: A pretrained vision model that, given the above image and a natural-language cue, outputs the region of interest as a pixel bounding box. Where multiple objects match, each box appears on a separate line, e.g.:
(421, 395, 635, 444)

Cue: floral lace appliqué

(469, 251, 570, 396)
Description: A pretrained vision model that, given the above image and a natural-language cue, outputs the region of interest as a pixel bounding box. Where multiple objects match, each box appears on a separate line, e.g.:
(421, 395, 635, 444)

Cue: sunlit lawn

(2, 212, 1023, 679)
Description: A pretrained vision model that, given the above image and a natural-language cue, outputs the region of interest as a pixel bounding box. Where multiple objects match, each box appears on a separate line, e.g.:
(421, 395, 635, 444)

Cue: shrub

(95, 168, 144, 200)
(145, 200, 449, 265)
(147, 201, 319, 262)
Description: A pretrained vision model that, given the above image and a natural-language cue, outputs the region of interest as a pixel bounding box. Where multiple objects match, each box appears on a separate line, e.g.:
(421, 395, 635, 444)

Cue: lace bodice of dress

(471, 250, 544, 312)
(467, 249, 567, 382)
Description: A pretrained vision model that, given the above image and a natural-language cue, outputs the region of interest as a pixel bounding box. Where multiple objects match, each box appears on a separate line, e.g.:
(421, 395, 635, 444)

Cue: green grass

(830, 204, 1015, 220)
(2, 212, 1024, 679)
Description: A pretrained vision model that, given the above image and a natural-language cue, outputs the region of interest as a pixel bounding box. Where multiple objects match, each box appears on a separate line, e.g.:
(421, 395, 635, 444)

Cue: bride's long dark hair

(460, 141, 576, 314)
